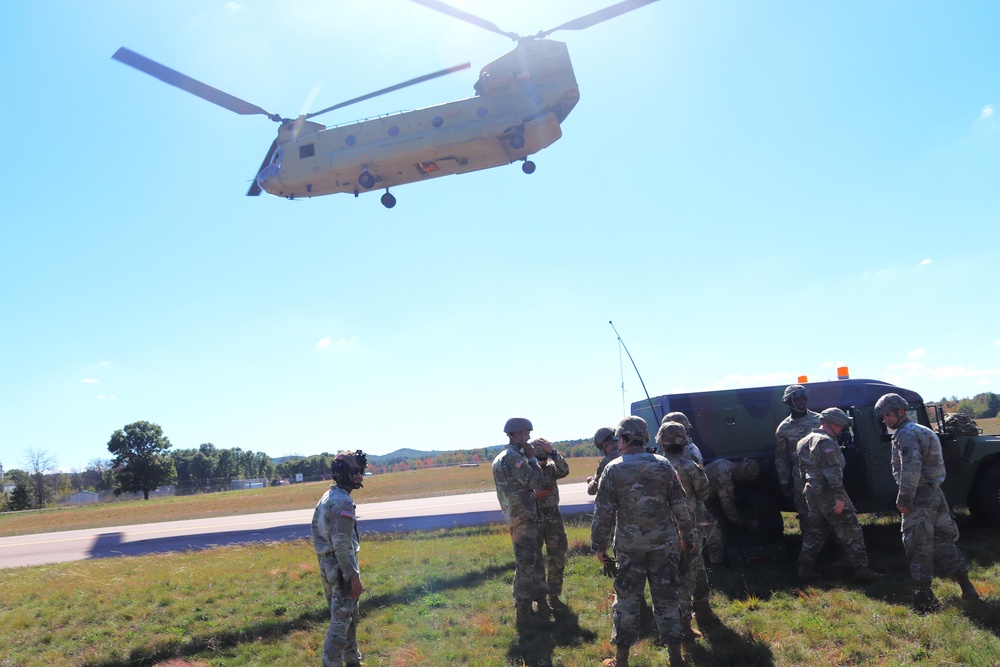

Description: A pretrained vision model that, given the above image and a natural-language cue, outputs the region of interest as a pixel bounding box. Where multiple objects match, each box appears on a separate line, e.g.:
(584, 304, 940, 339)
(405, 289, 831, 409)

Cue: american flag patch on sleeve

(515, 459, 523, 469)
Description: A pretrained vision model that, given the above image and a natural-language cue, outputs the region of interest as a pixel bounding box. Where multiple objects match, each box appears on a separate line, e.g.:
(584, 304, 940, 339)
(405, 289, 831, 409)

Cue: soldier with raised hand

(311, 450, 368, 667)
(592, 416, 694, 667)
(775, 384, 821, 536)
(796, 408, 881, 582)
(658, 420, 714, 638)
(535, 441, 571, 610)
(493, 417, 549, 628)
(702, 458, 760, 568)
(587, 427, 619, 496)
(875, 393, 980, 612)
(663, 411, 704, 464)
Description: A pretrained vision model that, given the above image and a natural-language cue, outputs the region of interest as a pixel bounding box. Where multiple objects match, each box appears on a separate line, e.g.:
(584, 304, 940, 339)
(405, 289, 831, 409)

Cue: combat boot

(692, 599, 720, 629)
(797, 562, 819, 582)
(954, 571, 981, 601)
(913, 583, 941, 613)
(680, 616, 703, 641)
(548, 595, 567, 612)
(345, 663, 362, 667)
(667, 641, 684, 666)
(534, 596, 553, 618)
(853, 565, 884, 582)
(601, 643, 630, 667)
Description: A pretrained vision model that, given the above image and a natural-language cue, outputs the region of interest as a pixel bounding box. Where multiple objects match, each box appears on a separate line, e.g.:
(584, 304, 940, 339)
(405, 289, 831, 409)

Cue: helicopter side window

(299, 143, 316, 159)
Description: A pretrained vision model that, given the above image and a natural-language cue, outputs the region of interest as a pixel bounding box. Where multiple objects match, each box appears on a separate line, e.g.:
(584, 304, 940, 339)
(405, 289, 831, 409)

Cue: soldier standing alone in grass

(493, 417, 551, 628)
(795, 408, 881, 582)
(775, 384, 821, 537)
(592, 416, 694, 667)
(875, 393, 980, 612)
(311, 450, 368, 667)
(535, 442, 571, 609)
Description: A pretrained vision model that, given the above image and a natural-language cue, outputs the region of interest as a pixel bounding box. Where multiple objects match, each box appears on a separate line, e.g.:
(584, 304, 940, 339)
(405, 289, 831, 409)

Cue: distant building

(68, 491, 100, 505)
(230, 478, 268, 491)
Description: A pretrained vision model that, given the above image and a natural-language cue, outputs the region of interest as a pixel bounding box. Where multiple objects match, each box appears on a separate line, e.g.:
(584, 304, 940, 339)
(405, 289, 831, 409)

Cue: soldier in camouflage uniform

(493, 417, 551, 627)
(663, 411, 704, 464)
(796, 408, 881, 582)
(774, 384, 821, 536)
(311, 450, 368, 667)
(535, 443, 570, 608)
(702, 458, 759, 567)
(658, 421, 714, 638)
(592, 416, 694, 667)
(875, 393, 980, 611)
(587, 426, 619, 496)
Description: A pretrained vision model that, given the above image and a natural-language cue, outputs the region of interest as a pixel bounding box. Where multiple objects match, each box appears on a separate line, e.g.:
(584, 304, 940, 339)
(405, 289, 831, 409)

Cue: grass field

(1, 511, 999, 666)
(0, 457, 604, 538)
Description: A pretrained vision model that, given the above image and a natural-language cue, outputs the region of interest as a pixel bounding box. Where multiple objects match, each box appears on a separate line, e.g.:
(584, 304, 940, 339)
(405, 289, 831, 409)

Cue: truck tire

(971, 462, 1000, 529)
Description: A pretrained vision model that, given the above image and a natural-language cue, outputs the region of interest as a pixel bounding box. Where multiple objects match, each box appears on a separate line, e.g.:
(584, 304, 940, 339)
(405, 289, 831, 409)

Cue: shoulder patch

(823, 446, 835, 454)
(338, 509, 354, 518)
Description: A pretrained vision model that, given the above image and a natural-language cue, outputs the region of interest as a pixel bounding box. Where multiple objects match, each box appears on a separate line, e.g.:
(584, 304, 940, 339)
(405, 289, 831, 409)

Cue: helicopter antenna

(609, 320, 660, 424)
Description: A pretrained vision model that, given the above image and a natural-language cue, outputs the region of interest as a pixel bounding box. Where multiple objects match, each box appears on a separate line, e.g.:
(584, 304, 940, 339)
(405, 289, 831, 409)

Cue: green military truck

(631, 377, 1000, 544)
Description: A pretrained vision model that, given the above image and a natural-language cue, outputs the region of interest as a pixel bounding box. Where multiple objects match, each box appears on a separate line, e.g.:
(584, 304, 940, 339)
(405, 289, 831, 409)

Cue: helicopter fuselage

(256, 39, 579, 199)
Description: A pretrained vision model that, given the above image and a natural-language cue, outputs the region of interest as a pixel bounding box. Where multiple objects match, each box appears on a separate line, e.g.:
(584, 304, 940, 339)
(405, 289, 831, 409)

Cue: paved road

(0, 482, 595, 569)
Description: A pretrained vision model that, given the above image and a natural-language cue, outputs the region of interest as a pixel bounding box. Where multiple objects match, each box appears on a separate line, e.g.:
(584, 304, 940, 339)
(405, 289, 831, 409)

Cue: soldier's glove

(602, 557, 618, 578)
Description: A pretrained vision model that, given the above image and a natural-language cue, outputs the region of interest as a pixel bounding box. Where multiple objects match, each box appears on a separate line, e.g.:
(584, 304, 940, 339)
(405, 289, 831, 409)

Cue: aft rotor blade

(304, 62, 471, 120)
(409, 0, 519, 40)
(247, 138, 279, 197)
(538, 0, 660, 38)
(112, 47, 281, 121)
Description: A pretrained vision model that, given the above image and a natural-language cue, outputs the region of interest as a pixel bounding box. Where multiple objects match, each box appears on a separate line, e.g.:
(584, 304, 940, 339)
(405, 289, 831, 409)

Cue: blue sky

(1, 1, 998, 472)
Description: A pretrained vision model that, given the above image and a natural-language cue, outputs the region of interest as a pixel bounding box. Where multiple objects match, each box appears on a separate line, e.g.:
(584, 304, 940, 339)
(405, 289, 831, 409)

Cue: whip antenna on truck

(609, 321, 661, 424)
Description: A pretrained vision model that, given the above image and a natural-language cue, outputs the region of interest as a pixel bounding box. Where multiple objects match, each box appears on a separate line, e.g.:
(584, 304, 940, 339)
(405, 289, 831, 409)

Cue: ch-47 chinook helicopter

(113, 0, 660, 207)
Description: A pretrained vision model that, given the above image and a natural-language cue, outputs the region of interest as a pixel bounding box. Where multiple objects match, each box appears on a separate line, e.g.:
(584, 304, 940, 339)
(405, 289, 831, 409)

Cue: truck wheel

(971, 462, 1000, 528)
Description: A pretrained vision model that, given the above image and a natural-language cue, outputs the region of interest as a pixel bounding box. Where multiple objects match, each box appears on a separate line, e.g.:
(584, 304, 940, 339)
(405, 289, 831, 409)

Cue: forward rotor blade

(537, 0, 660, 38)
(247, 139, 279, 196)
(304, 62, 471, 120)
(112, 47, 281, 121)
(409, 0, 519, 40)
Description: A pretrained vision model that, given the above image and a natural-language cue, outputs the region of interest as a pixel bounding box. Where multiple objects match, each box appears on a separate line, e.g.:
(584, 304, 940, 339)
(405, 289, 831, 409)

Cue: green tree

(107, 421, 176, 500)
(24, 448, 56, 508)
(8, 480, 34, 511)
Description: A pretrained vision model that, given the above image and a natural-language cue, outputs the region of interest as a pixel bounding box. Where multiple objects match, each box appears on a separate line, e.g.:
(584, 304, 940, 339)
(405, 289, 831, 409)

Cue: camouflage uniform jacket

(684, 441, 704, 464)
(796, 429, 848, 503)
(703, 459, 743, 525)
(775, 410, 821, 487)
(591, 452, 694, 554)
(492, 444, 544, 525)
(665, 452, 710, 519)
(891, 420, 947, 509)
(536, 451, 570, 511)
(587, 447, 620, 495)
(311, 484, 360, 580)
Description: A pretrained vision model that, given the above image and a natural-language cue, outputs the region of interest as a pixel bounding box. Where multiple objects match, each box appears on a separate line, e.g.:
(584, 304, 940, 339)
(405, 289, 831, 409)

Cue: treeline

(172, 443, 275, 493)
(937, 392, 1000, 420)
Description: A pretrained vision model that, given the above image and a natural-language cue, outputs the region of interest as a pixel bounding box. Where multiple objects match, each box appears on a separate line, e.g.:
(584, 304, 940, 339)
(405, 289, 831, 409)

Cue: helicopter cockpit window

(299, 143, 315, 159)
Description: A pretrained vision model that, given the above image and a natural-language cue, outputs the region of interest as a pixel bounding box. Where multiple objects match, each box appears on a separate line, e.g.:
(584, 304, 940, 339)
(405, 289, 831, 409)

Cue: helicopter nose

(256, 164, 279, 193)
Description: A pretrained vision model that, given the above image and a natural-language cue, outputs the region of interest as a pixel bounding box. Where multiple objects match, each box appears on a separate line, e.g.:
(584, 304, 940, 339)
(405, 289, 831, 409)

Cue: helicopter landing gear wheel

(509, 133, 525, 149)
(358, 170, 376, 190)
(381, 191, 396, 209)
(522, 160, 536, 174)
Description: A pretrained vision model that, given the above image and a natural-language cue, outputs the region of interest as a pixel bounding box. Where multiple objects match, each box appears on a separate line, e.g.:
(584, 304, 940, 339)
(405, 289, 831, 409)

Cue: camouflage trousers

(611, 547, 683, 646)
(901, 485, 968, 584)
(538, 506, 568, 598)
(790, 470, 809, 535)
(509, 517, 547, 603)
(677, 525, 709, 616)
(800, 484, 869, 568)
(702, 509, 725, 565)
(318, 555, 362, 667)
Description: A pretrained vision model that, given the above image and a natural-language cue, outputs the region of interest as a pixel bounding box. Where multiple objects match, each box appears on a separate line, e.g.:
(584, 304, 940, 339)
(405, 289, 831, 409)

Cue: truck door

(857, 407, 899, 500)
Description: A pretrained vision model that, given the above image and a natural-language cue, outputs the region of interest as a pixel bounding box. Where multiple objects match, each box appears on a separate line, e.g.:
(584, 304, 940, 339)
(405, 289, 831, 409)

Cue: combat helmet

(593, 427, 616, 451)
(734, 458, 760, 481)
(782, 384, 808, 405)
(616, 415, 649, 445)
(656, 421, 688, 450)
(663, 411, 692, 431)
(503, 417, 533, 434)
(874, 393, 908, 417)
(819, 407, 852, 427)
(331, 450, 368, 489)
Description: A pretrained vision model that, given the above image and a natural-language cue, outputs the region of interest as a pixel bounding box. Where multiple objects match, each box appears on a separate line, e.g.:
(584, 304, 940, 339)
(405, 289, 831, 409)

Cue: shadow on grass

(505, 601, 599, 667)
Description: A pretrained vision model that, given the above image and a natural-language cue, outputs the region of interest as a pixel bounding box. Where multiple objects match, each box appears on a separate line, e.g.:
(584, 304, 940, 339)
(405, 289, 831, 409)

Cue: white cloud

(100, 361, 111, 366)
(983, 104, 995, 119)
(919, 258, 932, 266)
(316, 337, 332, 348)
(994, 339, 1000, 346)
(81, 378, 99, 384)
(316, 336, 358, 349)
(908, 348, 926, 360)
(225, 2, 246, 11)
